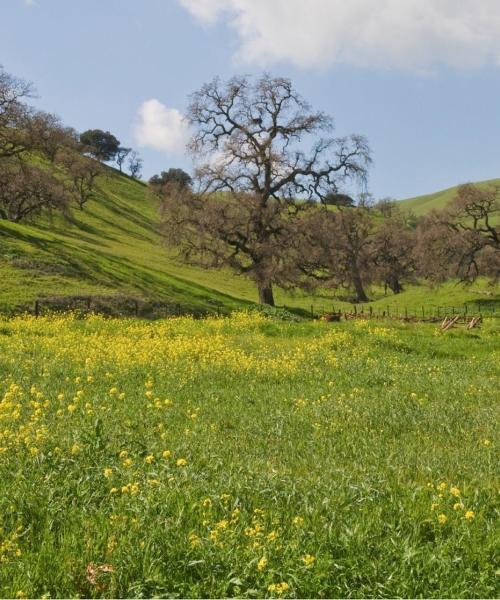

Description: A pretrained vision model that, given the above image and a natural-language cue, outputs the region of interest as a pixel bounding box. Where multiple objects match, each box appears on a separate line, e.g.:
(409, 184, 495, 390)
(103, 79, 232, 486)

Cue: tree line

(157, 74, 499, 305)
(0, 66, 142, 222)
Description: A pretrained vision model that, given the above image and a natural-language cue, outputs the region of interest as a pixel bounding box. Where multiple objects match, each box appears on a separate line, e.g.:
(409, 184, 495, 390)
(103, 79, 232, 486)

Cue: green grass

(1, 162, 499, 315)
(0, 312, 498, 598)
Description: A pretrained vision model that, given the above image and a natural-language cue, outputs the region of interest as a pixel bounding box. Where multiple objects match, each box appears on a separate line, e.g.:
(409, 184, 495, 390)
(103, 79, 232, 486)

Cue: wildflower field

(0, 312, 498, 598)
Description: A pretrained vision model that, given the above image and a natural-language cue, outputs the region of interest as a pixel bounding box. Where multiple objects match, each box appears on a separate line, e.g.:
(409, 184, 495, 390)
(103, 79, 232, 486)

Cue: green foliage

(80, 130, 120, 162)
(0, 314, 497, 597)
(149, 168, 192, 188)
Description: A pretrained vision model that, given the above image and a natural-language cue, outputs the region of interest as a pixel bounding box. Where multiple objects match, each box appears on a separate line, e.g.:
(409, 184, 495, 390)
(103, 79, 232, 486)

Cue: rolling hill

(1, 163, 498, 316)
(397, 177, 500, 216)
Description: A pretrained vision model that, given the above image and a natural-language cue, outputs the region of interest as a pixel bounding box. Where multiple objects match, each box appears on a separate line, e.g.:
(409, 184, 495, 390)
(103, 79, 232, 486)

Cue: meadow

(0, 312, 498, 598)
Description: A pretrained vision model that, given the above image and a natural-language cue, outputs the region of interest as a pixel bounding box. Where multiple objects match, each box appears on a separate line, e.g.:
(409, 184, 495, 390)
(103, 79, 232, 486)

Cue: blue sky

(2, 0, 500, 199)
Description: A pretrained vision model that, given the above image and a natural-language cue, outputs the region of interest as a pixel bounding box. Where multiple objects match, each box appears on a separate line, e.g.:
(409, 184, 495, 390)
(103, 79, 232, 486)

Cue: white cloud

(179, 0, 500, 71)
(133, 99, 189, 154)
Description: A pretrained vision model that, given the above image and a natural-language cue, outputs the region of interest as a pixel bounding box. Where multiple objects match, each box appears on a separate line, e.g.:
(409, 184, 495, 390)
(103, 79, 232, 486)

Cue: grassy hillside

(398, 177, 500, 216)
(1, 163, 499, 315)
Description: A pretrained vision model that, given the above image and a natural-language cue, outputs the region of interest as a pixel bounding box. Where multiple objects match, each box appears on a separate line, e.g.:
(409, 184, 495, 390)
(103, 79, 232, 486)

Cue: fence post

(35, 300, 40, 318)
(369, 306, 373, 318)
(134, 300, 139, 317)
(354, 305, 357, 315)
(405, 306, 408, 318)
(422, 306, 425, 319)
(310, 305, 314, 319)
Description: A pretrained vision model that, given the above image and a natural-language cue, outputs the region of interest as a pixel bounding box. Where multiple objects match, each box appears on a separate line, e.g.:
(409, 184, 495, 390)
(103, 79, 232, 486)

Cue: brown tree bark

(352, 271, 368, 302)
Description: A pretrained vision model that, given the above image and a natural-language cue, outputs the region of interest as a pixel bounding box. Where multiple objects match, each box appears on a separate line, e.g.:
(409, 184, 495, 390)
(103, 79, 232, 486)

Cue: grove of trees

(158, 74, 499, 305)
(0, 66, 143, 222)
(1, 66, 498, 303)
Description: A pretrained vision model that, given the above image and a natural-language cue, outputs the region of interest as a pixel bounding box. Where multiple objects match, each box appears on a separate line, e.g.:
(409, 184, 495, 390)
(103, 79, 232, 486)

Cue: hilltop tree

(80, 129, 120, 162)
(160, 74, 370, 305)
(149, 168, 192, 189)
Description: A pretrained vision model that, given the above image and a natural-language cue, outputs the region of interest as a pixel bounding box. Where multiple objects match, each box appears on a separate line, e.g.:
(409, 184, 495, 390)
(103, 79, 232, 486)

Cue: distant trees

(149, 168, 192, 189)
(160, 74, 371, 305)
(416, 184, 500, 282)
(0, 66, 147, 223)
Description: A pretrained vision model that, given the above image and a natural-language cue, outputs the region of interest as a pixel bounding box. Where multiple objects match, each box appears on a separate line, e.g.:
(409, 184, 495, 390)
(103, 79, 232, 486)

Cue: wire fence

(1, 294, 499, 321)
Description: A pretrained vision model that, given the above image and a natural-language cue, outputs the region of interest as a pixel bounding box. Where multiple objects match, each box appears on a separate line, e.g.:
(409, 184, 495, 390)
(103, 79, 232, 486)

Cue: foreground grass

(0, 313, 498, 598)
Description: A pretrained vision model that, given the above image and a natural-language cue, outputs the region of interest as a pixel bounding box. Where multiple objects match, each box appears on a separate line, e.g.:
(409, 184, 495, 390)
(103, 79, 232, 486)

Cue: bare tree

(161, 74, 370, 305)
(372, 214, 417, 294)
(0, 159, 69, 222)
(0, 66, 34, 159)
(115, 147, 131, 172)
(299, 206, 374, 302)
(417, 184, 500, 282)
(59, 151, 102, 209)
(128, 150, 142, 179)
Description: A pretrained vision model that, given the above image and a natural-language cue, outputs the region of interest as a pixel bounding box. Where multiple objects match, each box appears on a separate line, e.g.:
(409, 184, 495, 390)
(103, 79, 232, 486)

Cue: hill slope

(398, 177, 500, 216)
(1, 164, 498, 315)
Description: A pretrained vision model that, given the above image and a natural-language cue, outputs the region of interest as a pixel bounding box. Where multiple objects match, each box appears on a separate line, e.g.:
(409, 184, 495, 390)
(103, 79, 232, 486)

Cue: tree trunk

(389, 277, 403, 294)
(258, 282, 275, 306)
(352, 272, 368, 302)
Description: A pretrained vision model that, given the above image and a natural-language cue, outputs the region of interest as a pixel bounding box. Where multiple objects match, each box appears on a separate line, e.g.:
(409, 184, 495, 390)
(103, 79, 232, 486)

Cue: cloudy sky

(3, 0, 500, 198)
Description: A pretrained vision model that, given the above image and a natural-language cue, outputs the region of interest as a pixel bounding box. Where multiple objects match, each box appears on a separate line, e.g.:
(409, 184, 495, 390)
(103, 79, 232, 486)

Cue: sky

(2, 0, 500, 199)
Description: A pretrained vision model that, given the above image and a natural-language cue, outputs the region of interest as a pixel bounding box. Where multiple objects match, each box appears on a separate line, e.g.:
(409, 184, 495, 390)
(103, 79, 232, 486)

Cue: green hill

(1, 164, 499, 316)
(398, 177, 500, 216)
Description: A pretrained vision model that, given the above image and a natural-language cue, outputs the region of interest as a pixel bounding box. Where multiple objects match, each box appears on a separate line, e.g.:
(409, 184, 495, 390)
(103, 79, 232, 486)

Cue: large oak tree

(161, 74, 371, 305)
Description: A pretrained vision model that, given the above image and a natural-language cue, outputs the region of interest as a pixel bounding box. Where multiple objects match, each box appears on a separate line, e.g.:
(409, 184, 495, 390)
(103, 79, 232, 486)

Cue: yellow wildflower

(292, 516, 304, 526)
(119, 450, 128, 459)
(103, 468, 113, 478)
(176, 458, 187, 467)
(122, 458, 133, 468)
(453, 502, 463, 511)
(162, 450, 171, 459)
(257, 556, 268, 571)
(437, 513, 447, 524)
(301, 554, 316, 567)
(450, 486, 460, 497)
(464, 510, 475, 520)
(268, 582, 290, 596)
(144, 454, 154, 464)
